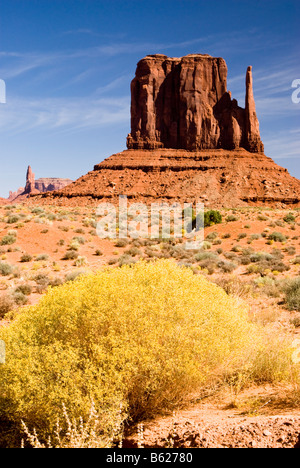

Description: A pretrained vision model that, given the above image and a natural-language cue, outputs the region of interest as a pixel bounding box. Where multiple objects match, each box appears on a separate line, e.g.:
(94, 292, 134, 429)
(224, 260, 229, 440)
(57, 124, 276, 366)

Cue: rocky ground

(124, 404, 300, 448)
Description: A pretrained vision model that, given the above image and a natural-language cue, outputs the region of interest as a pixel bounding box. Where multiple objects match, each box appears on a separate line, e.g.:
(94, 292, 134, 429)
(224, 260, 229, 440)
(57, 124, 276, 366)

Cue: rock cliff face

(127, 54, 264, 153)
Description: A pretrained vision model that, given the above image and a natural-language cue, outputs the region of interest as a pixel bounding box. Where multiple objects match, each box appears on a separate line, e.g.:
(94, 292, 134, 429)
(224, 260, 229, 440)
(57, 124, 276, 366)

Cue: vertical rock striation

(127, 54, 264, 153)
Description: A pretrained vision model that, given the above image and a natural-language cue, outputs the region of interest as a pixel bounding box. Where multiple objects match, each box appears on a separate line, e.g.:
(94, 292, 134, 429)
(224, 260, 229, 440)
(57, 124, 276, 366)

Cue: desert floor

(0, 203, 300, 448)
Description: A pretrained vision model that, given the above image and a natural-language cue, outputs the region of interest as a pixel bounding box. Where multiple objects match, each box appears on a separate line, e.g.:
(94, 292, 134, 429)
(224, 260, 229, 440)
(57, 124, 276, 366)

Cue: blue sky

(0, 0, 299, 198)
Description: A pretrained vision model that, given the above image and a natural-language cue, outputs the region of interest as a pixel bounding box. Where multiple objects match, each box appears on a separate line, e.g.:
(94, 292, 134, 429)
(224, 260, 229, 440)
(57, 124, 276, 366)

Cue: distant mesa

(33, 54, 299, 208)
(8, 166, 73, 202)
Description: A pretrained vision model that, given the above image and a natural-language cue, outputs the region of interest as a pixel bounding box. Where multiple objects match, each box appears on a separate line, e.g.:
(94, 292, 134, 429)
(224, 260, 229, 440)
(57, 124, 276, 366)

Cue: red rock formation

(245, 66, 264, 153)
(127, 54, 264, 153)
(35, 148, 300, 208)
(24, 166, 38, 195)
(8, 166, 73, 201)
(32, 53, 299, 208)
(34, 178, 73, 193)
(8, 187, 24, 202)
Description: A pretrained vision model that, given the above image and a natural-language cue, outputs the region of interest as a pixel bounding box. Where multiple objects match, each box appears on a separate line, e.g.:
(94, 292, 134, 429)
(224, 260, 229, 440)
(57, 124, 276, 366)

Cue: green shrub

(204, 210, 222, 227)
(0, 260, 297, 447)
(284, 279, 300, 312)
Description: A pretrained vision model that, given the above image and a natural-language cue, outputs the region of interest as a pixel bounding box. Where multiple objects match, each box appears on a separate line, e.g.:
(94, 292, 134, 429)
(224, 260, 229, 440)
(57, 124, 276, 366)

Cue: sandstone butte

(33, 53, 300, 208)
(8, 166, 73, 202)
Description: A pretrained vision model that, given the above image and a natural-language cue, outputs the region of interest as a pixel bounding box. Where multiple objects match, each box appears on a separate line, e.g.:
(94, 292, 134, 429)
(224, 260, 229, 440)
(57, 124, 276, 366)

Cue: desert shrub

(75, 256, 88, 267)
(72, 237, 85, 245)
(213, 239, 222, 245)
(284, 279, 300, 312)
(0, 294, 15, 318)
(202, 241, 212, 250)
(11, 291, 28, 306)
(0, 260, 296, 447)
(268, 232, 286, 242)
(254, 276, 281, 298)
(232, 245, 242, 253)
(226, 215, 239, 222)
(115, 239, 129, 248)
(284, 246, 296, 256)
(14, 284, 32, 296)
(31, 208, 44, 215)
(1, 235, 16, 246)
(35, 254, 49, 262)
(0, 262, 14, 276)
(63, 250, 79, 261)
(95, 250, 103, 257)
(49, 278, 63, 288)
(7, 215, 20, 224)
(250, 234, 261, 241)
(214, 276, 250, 298)
(118, 254, 137, 267)
(65, 270, 88, 283)
(283, 213, 296, 224)
(7, 230, 17, 237)
(126, 247, 142, 257)
(108, 258, 118, 265)
(205, 232, 218, 242)
(218, 261, 238, 273)
(20, 253, 33, 263)
(257, 214, 268, 221)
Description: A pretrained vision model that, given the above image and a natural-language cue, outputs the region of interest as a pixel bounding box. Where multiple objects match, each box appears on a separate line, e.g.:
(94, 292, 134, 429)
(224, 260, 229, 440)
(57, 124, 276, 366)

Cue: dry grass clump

(21, 403, 123, 449)
(0, 260, 298, 447)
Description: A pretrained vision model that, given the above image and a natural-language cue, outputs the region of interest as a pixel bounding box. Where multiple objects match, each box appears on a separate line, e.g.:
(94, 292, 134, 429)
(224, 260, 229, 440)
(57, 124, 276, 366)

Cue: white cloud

(0, 95, 130, 135)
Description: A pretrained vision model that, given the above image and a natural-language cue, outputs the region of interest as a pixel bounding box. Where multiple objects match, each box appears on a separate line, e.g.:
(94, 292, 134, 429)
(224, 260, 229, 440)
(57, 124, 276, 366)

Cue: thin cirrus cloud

(228, 55, 300, 118)
(0, 95, 130, 135)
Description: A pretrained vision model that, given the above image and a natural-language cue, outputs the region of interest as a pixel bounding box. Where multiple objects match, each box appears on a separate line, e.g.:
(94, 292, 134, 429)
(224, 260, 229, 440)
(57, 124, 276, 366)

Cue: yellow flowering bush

(0, 260, 296, 446)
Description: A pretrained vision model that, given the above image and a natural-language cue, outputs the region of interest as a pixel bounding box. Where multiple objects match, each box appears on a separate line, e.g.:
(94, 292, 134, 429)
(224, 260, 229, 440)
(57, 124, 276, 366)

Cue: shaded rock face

(127, 54, 264, 153)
